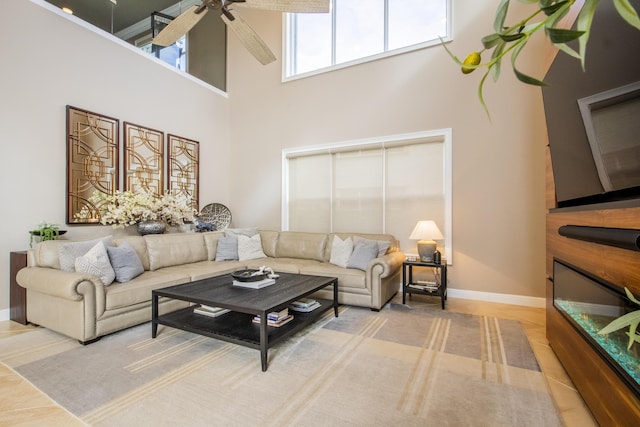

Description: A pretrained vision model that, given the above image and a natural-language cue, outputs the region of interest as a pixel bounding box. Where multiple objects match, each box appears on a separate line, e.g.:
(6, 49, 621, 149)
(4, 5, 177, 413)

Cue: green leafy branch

(29, 221, 61, 248)
(598, 287, 640, 350)
(442, 0, 640, 119)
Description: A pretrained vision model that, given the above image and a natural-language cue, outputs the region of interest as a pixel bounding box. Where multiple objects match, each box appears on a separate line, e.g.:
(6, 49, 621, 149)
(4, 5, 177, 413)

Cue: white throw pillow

(74, 241, 116, 286)
(329, 236, 353, 268)
(237, 234, 267, 261)
(59, 236, 114, 271)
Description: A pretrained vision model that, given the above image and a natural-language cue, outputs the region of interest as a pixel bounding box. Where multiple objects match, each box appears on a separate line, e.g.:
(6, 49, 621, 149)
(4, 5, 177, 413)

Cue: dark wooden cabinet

(10, 251, 28, 324)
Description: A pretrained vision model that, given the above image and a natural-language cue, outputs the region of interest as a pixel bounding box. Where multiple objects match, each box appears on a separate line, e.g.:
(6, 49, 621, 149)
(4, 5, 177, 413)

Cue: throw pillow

(329, 236, 354, 268)
(353, 236, 391, 258)
(74, 241, 116, 286)
(215, 236, 239, 261)
(106, 241, 144, 283)
(59, 236, 114, 272)
(225, 227, 259, 239)
(237, 234, 267, 261)
(346, 239, 379, 271)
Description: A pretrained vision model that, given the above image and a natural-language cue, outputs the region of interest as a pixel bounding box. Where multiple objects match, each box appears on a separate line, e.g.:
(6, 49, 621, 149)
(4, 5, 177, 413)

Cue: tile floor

(0, 296, 597, 426)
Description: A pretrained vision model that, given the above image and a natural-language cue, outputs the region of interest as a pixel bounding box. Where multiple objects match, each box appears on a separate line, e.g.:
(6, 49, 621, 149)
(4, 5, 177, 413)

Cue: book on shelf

(290, 298, 317, 308)
(193, 305, 230, 318)
(289, 301, 321, 312)
(252, 314, 294, 327)
(408, 283, 439, 292)
(267, 307, 289, 321)
(232, 278, 276, 289)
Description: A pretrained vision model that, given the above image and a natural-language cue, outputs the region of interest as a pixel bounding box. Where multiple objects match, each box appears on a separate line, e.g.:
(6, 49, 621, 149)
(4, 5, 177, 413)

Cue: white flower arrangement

(79, 187, 198, 228)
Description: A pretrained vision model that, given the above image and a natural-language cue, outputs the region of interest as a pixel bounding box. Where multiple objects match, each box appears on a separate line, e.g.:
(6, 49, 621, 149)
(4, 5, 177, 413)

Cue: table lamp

(409, 220, 443, 262)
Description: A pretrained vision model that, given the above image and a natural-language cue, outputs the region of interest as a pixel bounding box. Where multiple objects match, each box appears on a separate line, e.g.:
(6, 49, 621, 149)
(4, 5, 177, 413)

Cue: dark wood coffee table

(151, 272, 338, 371)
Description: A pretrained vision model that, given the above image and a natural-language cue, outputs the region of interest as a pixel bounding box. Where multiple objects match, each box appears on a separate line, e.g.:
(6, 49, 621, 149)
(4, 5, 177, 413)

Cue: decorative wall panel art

(168, 134, 200, 210)
(66, 106, 119, 224)
(124, 122, 164, 195)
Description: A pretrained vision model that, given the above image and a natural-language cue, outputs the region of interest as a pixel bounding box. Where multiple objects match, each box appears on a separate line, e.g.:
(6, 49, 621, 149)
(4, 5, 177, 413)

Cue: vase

(136, 220, 166, 235)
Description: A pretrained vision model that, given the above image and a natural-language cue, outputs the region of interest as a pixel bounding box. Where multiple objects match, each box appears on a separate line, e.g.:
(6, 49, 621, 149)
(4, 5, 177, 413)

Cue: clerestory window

(285, 0, 451, 80)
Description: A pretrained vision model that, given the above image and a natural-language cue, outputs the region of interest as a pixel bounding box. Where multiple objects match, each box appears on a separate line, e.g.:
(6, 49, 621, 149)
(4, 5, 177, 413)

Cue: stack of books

(408, 280, 439, 292)
(193, 305, 230, 318)
(252, 308, 294, 327)
(289, 298, 321, 312)
(232, 278, 276, 289)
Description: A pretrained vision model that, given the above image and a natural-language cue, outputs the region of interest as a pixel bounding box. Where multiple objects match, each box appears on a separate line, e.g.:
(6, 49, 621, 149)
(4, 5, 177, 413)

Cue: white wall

(225, 1, 549, 300)
(0, 0, 232, 313)
(0, 0, 551, 316)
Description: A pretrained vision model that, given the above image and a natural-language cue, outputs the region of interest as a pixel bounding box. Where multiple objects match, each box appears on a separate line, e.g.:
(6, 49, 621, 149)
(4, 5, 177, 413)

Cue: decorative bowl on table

(231, 269, 268, 282)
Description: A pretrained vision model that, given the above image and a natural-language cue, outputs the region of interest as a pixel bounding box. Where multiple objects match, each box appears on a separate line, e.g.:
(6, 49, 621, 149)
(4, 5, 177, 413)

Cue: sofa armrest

(16, 267, 102, 301)
(368, 251, 406, 278)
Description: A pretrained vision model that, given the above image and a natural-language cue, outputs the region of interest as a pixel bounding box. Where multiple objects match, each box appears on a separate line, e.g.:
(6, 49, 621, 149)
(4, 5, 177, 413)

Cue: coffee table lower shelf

(154, 298, 334, 367)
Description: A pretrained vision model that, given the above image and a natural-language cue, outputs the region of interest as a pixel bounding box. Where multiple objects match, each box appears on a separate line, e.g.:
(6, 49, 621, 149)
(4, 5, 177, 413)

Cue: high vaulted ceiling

(45, 0, 181, 34)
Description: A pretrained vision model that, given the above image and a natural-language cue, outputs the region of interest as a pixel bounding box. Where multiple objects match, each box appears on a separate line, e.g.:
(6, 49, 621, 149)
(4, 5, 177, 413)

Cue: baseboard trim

(0, 308, 9, 322)
(448, 288, 546, 308)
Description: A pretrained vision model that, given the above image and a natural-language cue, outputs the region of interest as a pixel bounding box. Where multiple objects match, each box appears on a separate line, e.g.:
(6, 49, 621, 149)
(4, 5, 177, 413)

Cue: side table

(10, 251, 28, 324)
(402, 260, 447, 309)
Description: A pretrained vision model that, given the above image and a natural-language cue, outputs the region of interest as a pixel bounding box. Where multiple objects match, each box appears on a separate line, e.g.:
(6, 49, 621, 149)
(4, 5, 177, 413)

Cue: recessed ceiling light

(61, 7, 73, 14)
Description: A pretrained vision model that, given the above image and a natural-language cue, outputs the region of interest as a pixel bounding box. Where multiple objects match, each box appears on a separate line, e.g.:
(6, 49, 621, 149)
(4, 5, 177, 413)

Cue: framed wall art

(66, 106, 119, 224)
(124, 122, 164, 195)
(168, 134, 199, 209)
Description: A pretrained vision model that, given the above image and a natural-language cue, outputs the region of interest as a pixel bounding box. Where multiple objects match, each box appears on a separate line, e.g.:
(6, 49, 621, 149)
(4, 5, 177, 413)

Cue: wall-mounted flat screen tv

(578, 81, 640, 194)
(542, 0, 640, 209)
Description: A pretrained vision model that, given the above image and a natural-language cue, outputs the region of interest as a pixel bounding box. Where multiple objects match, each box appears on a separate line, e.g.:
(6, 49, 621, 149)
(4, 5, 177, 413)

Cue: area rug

(0, 304, 562, 426)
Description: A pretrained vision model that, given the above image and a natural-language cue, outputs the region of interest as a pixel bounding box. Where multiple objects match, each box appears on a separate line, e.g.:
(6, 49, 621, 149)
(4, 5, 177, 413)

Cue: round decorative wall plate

(198, 203, 232, 230)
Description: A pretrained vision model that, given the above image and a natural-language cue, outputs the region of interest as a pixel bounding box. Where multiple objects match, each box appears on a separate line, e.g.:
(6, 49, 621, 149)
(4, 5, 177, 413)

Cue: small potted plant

(29, 221, 65, 248)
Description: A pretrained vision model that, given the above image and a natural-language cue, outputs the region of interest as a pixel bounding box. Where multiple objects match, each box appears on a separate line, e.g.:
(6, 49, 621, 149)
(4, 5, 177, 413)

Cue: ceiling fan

(152, 0, 330, 65)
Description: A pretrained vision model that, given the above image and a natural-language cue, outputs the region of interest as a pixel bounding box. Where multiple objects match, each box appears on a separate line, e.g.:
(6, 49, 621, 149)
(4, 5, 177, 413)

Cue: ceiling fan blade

(242, 0, 330, 13)
(152, 5, 208, 47)
(221, 11, 277, 65)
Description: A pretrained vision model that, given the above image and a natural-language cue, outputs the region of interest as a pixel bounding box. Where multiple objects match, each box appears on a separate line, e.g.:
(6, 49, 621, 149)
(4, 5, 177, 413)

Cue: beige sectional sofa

(17, 230, 405, 343)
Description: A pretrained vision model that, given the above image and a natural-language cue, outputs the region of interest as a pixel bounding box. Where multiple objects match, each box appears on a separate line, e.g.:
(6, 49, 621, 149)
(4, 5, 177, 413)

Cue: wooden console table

(10, 251, 28, 324)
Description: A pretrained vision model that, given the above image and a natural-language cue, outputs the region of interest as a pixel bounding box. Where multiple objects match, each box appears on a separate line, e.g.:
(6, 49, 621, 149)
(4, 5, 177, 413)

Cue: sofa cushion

(74, 241, 116, 286)
(347, 239, 379, 271)
(162, 260, 245, 281)
(259, 231, 279, 258)
(299, 263, 366, 290)
(107, 241, 144, 282)
(104, 270, 191, 310)
(32, 240, 68, 269)
(244, 257, 302, 274)
(329, 235, 353, 268)
(275, 232, 327, 262)
(59, 236, 114, 272)
(145, 233, 207, 271)
(238, 234, 267, 261)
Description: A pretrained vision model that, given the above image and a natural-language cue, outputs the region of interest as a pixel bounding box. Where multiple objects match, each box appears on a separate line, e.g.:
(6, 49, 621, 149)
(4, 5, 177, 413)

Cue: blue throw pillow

(346, 240, 379, 271)
(106, 241, 144, 283)
(215, 236, 239, 261)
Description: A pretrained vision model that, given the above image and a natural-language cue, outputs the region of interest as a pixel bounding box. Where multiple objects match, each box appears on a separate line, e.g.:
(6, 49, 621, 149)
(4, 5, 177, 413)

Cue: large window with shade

(282, 130, 452, 262)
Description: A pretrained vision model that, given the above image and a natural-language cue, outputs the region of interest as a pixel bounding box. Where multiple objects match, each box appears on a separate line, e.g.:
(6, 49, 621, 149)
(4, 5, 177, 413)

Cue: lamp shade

(409, 220, 443, 262)
(409, 220, 443, 241)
